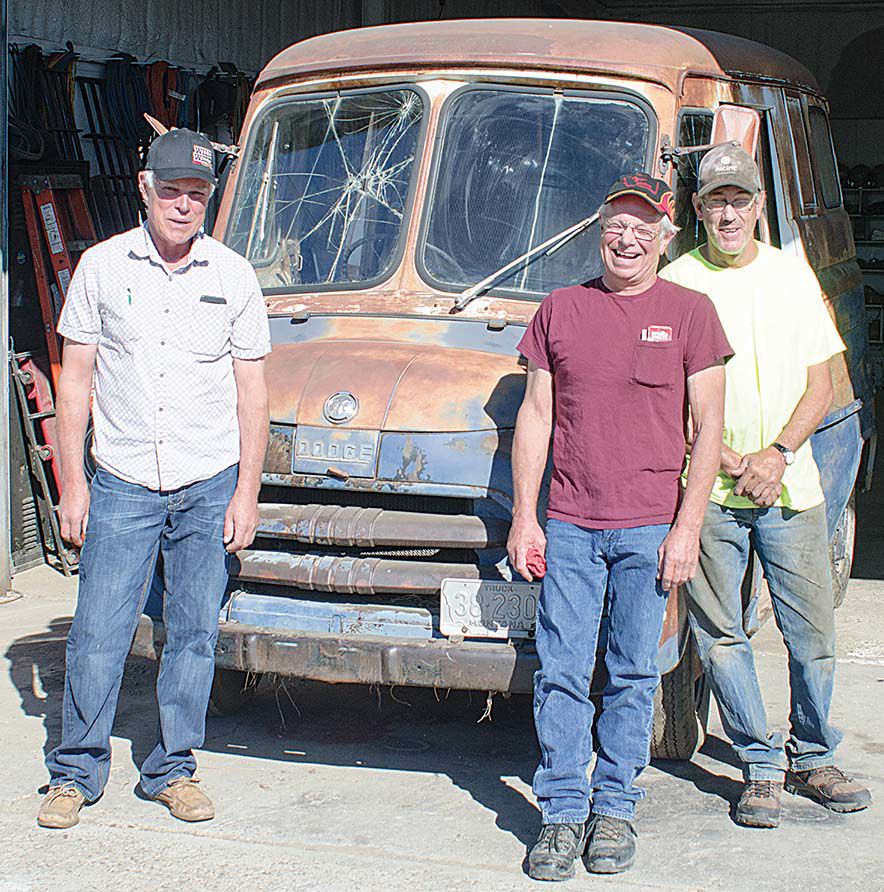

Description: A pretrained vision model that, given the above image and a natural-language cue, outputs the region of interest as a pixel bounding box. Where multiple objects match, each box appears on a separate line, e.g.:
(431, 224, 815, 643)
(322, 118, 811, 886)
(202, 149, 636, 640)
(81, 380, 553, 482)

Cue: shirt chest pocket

(172, 301, 231, 358)
(631, 340, 682, 389)
(99, 301, 144, 349)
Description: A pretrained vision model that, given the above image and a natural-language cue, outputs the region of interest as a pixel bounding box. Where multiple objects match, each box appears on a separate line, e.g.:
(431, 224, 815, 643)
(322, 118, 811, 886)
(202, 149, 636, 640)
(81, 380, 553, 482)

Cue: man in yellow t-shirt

(661, 144, 870, 828)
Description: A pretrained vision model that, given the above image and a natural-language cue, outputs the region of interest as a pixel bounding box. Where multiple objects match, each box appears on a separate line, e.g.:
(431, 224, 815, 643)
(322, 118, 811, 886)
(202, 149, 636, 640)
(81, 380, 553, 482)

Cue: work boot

(527, 822, 587, 881)
(584, 815, 637, 874)
(734, 779, 783, 828)
(152, 777, 215, 822)
(785, 766, 871, 813)
(37, 784, 86, 829)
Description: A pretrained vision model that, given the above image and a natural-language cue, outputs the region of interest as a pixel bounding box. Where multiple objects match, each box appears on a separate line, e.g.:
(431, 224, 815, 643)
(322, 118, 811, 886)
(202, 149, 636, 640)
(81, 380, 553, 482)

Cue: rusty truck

(137, 20, 872, 758)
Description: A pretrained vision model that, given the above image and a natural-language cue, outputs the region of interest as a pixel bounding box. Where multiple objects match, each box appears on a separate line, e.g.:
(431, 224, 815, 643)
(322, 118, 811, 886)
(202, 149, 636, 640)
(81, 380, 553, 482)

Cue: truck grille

(260, 484, 472, 516)
(237, 487, 508, 604)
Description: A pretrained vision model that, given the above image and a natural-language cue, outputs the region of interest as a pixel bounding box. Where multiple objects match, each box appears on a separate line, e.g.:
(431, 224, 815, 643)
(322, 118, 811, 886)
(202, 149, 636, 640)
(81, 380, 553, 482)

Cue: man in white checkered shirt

(38, 129, 271, 830)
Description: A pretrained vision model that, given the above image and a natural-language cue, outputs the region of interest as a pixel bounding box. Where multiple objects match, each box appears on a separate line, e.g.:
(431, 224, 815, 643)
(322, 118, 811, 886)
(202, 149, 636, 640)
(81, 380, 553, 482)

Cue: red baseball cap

(604, 173, 675, 221)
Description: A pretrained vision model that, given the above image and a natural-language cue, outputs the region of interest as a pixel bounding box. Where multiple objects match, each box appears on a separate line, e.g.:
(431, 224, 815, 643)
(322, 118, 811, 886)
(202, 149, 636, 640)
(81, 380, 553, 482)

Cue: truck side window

(671, 111, 712, 258)
(785, 95, 817, 214)
(807, 107, 843, 210)
(756, 113, 781, 248)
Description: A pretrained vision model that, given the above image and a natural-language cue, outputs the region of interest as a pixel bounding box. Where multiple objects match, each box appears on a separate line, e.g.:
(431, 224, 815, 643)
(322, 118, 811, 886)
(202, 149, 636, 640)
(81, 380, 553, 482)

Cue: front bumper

(132, 615, 538, 693)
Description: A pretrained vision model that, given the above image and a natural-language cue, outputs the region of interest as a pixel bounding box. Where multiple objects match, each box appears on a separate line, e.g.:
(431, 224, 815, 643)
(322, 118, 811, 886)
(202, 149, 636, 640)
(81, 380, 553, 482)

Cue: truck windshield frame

(226, 85, 428, 293)
(416, 84, 655, 301)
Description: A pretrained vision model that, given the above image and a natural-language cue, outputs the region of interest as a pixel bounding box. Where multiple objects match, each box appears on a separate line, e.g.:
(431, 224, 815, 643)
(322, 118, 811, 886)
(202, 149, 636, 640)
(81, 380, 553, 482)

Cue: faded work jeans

(533, 518, 670, 824)
(45, 464, 237, 801)
(685, 501, 841, 782)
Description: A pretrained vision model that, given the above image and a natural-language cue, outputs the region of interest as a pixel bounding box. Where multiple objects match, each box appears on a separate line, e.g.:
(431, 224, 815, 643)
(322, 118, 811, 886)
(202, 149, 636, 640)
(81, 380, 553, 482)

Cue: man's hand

(59, 478, 90, 547)
(733, 446, 786, 504)
(507, 513, 547, 582)
(224, 488, 260, 553)
(721, 446, 744, 479)
(657, 523, 700, 592)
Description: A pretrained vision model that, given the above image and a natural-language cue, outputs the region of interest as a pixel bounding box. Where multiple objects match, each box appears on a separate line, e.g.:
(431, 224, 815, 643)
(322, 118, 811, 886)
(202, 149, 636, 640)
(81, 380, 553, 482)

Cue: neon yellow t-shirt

(660, 241, 845, 511)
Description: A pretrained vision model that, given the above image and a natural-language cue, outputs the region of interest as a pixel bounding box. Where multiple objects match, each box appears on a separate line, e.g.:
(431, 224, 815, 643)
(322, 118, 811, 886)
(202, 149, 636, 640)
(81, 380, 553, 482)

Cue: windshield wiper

(451, 210, 600, 313)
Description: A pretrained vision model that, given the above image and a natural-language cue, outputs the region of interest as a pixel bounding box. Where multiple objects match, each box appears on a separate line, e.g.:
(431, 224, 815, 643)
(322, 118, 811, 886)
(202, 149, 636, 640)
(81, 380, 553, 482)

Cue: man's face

(694, 185, 764, 257)
(599, 195, 671, 287)
(139, 173, 212, 246)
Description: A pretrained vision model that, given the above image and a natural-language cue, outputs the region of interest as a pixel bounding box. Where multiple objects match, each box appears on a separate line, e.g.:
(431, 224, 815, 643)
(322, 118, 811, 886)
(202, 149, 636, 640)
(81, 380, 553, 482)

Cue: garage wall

(9, 0, 363, 72)
(10, 0, 551, 72)
(12, 0, 884, 165)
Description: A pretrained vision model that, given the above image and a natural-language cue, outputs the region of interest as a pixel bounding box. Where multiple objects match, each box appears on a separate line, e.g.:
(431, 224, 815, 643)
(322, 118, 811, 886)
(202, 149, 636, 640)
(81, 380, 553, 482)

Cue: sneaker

(785, 766, 872, 813)
(584, 815, 637, 874)
(527, 822, 587, 882)
(37, 784, 86, 829)
(152, 777, 215, 822)
(734, 779, 783, 828)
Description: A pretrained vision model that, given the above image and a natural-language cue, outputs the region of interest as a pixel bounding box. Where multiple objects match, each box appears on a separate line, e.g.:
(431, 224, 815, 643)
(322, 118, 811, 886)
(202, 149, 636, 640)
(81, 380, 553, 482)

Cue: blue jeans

(684, 501, 841, 781)
(533, 518, 670, 824)
(45, 464, 238, 800)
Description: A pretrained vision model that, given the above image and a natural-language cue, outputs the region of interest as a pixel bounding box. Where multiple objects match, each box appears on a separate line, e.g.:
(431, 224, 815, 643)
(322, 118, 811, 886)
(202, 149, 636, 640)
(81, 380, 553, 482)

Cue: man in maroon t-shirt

(509, 174, 732, 880)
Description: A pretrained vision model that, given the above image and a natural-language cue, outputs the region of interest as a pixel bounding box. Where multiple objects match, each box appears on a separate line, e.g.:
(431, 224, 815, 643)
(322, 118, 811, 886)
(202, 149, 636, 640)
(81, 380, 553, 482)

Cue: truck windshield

(419, 89, 650, 297)
(227, 89, 423, 290)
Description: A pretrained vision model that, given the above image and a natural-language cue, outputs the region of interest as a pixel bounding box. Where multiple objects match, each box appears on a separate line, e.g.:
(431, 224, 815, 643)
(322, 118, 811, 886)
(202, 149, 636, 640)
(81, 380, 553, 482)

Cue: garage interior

(3, 0, 884, 582)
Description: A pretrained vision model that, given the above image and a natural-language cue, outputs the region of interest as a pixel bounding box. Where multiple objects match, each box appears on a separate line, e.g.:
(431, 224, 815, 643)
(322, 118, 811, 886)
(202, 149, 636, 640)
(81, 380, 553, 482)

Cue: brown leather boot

(734, 779, 783, 828)
(37, 785, 86, 829)
(153, 777, 215, 822)
(786, 766, 872, 813)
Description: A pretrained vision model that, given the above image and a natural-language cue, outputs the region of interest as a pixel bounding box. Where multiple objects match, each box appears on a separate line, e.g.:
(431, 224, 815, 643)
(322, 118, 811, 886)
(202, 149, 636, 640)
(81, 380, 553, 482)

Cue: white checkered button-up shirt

(58, 224, 271, 491)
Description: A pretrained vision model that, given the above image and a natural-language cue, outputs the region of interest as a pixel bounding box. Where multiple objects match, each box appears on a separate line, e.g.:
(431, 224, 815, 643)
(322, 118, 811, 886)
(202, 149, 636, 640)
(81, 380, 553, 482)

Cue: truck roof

(256, 18, 821, 96)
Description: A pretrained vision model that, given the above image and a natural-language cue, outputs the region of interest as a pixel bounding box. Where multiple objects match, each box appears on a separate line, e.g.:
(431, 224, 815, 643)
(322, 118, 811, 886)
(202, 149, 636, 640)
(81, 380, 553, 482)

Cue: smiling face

(599, 195, 673, 294)
(138, 172, 213, 256)
(694, 185, 765, 266)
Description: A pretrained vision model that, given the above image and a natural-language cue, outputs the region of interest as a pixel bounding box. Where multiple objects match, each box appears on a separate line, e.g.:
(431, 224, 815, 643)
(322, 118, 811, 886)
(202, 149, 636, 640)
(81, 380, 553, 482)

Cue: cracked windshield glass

(420, 90, 650, 297)
(228, 89, 423, 289)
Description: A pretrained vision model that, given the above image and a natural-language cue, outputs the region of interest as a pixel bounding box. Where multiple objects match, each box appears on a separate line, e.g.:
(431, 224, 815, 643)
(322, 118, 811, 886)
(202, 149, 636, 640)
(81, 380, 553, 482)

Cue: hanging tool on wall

(18, 172, 98, 391)
(105, 53, 151, 150)
(146, 61, 184, 130)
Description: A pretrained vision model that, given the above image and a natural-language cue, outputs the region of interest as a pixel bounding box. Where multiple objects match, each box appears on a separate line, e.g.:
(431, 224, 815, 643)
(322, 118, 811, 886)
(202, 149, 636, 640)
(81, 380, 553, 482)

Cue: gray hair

(598, 201, 681, 243)
(141, 169, 215, 197)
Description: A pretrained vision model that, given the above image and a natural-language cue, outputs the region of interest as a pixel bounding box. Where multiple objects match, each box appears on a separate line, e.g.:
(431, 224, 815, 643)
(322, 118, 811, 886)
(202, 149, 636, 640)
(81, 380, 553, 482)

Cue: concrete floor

(2, 517, 883, 891)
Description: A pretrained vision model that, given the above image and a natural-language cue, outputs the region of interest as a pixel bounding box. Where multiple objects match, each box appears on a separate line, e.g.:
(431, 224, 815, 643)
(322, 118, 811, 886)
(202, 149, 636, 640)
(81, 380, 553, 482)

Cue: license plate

(440, 578, 540, 639)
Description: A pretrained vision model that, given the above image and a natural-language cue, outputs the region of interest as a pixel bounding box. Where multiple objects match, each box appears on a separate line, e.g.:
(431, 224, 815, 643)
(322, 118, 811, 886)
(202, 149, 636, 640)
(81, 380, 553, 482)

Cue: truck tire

(650, 644, 710, 761)
(830, 492, 855, 609)
(208, 668, 261, 716)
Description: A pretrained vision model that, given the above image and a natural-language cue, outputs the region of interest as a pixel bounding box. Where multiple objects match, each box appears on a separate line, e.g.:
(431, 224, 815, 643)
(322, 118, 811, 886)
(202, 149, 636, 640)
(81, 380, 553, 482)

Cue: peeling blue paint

(269, 312, 527, 356)
(812, 410, 862, 536)
(378, 430, 514, 497)
(227, 590, 434, 639)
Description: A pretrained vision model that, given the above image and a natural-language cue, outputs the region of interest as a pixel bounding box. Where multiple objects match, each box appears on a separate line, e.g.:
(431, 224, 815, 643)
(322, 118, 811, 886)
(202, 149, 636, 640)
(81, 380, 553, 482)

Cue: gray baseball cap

(145, 128, 218, 187)
(697, 144, 761, 198)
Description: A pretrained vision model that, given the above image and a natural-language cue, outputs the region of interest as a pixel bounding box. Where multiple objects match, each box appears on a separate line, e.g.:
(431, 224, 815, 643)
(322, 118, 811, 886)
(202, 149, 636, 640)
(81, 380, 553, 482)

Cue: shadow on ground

(652, 734, 744, 815)
(7, 613, 848, 845)
(5, 621, 539, 846)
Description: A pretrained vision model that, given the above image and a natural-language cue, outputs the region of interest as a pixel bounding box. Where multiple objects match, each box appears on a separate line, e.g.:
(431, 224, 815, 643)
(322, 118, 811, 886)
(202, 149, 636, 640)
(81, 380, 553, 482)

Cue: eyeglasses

(600, 221, 661, 243)
(701, 194, 757, 212)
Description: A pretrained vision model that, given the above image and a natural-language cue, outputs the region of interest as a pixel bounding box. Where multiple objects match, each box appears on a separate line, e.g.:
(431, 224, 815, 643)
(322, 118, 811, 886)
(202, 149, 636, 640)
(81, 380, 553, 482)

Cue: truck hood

(265, 339, 525, 432)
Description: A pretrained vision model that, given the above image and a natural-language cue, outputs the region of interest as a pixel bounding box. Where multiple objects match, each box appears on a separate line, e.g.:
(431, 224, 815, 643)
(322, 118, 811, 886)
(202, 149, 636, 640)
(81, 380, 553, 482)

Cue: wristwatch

(772, 442, 795, 466)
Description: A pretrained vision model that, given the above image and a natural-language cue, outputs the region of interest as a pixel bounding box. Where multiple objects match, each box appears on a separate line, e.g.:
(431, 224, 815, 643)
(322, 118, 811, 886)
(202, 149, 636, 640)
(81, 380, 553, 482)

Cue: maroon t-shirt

(517, 276, 732, 529)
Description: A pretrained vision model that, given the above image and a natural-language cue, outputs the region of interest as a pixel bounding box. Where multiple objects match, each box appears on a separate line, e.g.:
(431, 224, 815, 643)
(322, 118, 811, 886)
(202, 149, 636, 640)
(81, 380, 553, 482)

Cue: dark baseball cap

(697, 144, 761, 198)
(604, 173, 675, 221)
(145, 128, 218, 187)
